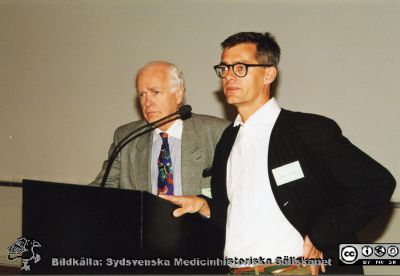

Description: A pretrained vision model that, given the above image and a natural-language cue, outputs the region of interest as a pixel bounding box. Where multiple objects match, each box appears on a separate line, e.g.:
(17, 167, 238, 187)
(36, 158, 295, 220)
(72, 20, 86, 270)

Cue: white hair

(137, 61, 185, 93)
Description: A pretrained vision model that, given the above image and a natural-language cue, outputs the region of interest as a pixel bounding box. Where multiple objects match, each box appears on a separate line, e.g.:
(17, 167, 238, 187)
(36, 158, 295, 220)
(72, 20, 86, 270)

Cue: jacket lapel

(222, 125, 239, 166)
(131, 130, 152, 192)
(181, 117, 203, 195)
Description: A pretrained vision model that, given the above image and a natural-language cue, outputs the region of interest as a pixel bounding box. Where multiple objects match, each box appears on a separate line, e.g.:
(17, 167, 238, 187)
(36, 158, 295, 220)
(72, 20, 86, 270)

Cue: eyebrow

(136, 87, 161, 92)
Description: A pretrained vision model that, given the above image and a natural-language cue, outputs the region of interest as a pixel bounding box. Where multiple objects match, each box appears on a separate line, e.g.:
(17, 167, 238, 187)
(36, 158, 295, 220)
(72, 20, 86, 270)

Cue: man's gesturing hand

(303, 235, 326, 275)
(159, 195, 211, 218)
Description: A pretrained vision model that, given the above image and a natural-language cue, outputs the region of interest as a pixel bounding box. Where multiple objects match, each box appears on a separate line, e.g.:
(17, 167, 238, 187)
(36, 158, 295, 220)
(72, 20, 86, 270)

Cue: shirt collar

(233, 97, 281, 127)
(153, 119, 183, 141)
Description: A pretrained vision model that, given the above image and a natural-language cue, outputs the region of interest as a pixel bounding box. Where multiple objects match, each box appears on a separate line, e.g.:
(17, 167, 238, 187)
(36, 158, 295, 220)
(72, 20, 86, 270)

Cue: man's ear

(176, 87, 184, 105)
(264, 66, 277, 85)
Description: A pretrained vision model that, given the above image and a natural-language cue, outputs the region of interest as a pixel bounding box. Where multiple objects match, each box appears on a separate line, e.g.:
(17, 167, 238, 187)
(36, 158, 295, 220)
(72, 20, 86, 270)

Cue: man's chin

(145, 115, 162, 124)
(226, 97, 239, 105)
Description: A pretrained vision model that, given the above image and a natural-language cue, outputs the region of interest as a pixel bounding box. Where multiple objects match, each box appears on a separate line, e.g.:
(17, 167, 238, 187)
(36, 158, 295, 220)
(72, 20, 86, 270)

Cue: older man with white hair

(92, 61, 229, 196)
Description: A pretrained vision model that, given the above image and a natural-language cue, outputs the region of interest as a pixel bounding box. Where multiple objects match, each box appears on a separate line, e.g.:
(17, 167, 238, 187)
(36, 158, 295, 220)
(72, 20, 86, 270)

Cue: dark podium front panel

(22, 180, 226, 274)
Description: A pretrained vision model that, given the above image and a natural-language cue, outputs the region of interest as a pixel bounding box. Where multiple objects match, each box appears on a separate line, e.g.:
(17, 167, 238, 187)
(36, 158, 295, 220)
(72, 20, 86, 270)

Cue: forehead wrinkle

(136, 86, 160, 93)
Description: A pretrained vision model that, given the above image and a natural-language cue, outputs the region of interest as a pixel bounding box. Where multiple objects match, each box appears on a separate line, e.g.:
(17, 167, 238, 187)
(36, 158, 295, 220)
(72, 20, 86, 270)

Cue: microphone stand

(100, 106, 191, 188)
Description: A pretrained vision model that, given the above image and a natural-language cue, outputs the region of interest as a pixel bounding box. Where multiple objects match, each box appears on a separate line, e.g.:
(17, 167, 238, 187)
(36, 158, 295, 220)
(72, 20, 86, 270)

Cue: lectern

(22, 180, 226, 274)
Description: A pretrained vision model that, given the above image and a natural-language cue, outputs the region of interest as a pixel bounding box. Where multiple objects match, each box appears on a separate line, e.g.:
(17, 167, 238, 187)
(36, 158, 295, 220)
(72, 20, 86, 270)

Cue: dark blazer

(206, 109, 396, 274)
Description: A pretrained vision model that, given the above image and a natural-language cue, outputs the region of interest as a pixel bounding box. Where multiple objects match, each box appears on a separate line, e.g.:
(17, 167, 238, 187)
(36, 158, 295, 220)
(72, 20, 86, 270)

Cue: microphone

(100, 105, 192, 187)
(110, 105, 192, 162)
(179, 105, 192, 120)
(108, 105, 192, 161)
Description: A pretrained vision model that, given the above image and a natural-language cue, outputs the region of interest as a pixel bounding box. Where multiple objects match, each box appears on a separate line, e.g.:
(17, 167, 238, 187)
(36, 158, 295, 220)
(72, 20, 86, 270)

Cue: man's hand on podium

(159, 195, 211, 218)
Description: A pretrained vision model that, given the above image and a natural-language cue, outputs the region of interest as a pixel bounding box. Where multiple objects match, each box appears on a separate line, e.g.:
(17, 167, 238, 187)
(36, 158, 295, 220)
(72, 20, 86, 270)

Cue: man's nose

(144, 95, 154, 107)
(225, 66, 236, 80)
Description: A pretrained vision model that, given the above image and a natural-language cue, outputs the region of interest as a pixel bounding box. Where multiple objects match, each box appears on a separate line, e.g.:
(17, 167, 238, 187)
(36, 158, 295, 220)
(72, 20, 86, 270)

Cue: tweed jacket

(92, 113, 229, 195)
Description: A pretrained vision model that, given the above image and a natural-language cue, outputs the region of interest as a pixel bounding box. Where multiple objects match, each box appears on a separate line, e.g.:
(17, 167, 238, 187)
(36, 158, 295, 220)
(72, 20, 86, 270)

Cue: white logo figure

(362, 245, 373, 257)
(374, 245, 386, 257)
(7, 237, 41, 271)
(340, 246, 358, 264)
(387, 246, 399, 257)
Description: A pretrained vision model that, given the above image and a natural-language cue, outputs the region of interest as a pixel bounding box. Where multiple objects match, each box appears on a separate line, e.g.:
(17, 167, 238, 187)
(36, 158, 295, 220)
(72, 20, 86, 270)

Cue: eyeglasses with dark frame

(213, 63, 274, 78)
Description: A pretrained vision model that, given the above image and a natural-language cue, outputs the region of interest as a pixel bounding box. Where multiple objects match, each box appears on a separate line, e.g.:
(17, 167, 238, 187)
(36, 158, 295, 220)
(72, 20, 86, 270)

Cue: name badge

(272, 161, 304, 186)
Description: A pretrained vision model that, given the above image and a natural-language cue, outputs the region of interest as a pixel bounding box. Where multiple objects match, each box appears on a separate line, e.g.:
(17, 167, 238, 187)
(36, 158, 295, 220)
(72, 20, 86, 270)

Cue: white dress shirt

(225, 98, 303, 263)
(151, 119, 183, 195)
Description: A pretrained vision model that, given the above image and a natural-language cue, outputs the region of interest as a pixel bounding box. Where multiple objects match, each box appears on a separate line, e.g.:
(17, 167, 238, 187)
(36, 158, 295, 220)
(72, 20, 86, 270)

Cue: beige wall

(0, 0, 398, 200)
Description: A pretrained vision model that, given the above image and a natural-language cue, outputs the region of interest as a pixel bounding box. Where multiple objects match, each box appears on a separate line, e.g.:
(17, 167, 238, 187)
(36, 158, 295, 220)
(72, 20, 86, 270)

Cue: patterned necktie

(157, 132, 174, 195)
